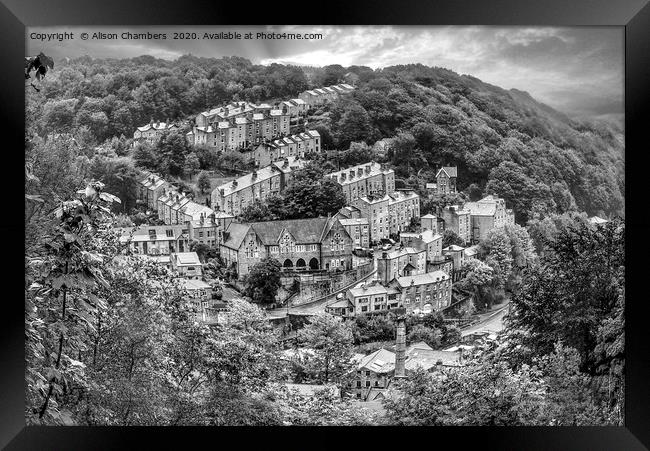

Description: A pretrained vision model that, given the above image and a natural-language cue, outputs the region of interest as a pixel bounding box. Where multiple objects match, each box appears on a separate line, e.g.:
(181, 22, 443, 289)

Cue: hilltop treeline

(313, 64, 624, 221)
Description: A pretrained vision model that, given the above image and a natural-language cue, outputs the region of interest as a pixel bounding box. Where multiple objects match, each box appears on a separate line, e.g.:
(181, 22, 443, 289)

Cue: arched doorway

(283, 259, 293, 269)
(309, 258, 319, 270)
(296, 258, 306, 269)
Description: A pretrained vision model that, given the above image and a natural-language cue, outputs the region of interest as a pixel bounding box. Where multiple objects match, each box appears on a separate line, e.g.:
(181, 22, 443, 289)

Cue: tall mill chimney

(394, 315, 407, 379)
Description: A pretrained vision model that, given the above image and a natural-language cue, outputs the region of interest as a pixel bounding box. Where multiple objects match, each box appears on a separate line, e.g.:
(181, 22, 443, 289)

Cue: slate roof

(180, 201, 214, 220)
(463, 196, 503, 216)
(436, 166, 458, 178)
(396, 270, 450, 288)
(249, 217, 331, 245)
(338, 217, 369, 227)
(179, 278, 212, 291)
(443, 245, 465, 252)
(358, 348, 396, 374)
(405, 348, 462, 370)
(349, 280, 400, 298)
(221, 223, 251, 249)
(137, 122, 175, 132)
(172, 252, 201, 266)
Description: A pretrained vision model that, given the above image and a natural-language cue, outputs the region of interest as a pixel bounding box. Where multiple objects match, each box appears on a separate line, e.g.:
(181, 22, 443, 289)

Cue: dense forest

(25, 55, 625, 425)
(26, 56, 624, 224)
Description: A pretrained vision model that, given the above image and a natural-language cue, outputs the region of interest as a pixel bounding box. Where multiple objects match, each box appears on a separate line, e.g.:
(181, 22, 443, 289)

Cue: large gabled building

(219, 216, 354, 279)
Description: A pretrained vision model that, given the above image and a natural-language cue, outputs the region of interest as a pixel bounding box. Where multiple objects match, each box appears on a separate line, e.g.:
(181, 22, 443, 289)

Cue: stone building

(219, 217, 353, 279)
(337, 217, 370, 249)
(399, 229, 443, 263)
(352, 190, 420, 242)
(170, 252, 203, 279)
(376, 247, 427, 284)
(190, 101, 290, 152)
(441, 205, 472, 244)
(117, 224, 189, 265)
(137, 172, 169, 211)
(187, 211, 235, 247)
(253, 130, 321, 167)
(133, 120, 177, 145)
(327, 162, 395, 204)
(210, 157, 305, 216)
(463, 195, 516, 243)
(435, 166, 458, 194)
(156, 189, 214, 225)
(298, 84, 355, 108)
(347, 269, 452, 317)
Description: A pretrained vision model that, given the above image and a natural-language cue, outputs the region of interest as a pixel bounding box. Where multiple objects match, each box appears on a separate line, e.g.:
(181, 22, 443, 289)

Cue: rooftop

(349, 280, 400, 298)
(396, 270, 450, 288)
(172, 252, 201, 267)
(214, 157, 305, 197)
(327, 161, 393, 186)
(358, 348, 395, 374)
(338, 218, 369, 227)
(436, 166, 458, 178)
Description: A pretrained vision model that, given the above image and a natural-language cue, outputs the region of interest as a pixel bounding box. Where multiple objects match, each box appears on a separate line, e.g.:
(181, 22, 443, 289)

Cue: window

(165, 229, 174, 238)
(365, 381, 371, 387)
(365, 371, 370, 376)
(356, 381, 361, 388)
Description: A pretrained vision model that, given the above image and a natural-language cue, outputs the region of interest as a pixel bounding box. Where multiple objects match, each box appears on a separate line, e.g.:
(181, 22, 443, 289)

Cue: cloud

(26, 25, 623, 118)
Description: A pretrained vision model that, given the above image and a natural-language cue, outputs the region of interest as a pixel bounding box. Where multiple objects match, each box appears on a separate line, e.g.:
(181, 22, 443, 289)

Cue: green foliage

(314, 64, 623, 220)
(383, 341, 614, 426)
(240, 162, 346, 221)
(339, 141, 374, 167)
(196, 171, 212, 194)
(243, 257, 282, 305)
(508, 218, 624, 374)
(442, 229, 464, 248)
(297, 313, 355, 384)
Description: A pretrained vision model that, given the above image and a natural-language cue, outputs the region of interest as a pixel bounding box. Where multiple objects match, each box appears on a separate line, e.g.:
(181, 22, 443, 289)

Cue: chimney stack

(394, 316, 407, 379)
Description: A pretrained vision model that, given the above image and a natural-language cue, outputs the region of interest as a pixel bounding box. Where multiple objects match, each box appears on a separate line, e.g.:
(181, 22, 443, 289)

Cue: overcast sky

(27, 25, 623, 121)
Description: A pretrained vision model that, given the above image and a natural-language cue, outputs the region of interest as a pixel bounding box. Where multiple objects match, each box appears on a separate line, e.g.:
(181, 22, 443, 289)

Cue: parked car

(382, 244, 392, 251)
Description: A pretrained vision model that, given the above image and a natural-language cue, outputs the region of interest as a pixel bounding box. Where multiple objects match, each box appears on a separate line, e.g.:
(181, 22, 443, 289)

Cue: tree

(25, 181, 122, 424)
(155, 129, 192, 177)
(507, 218, 624, 375)
(132, 142, 157, 171)
(406, 324, 442, 348)
(297, 313, 355, 384)
(442, 229, 464, 248)
(479, 227, 513, 290)
(184, 153, 201, 179)
(281, 163, 347, 219)
(189, 241, 211, 262)
(243, 257, 282, 305)
(456, 259, 496, 310)
(240, 199, 277, 222)
(197, 171, 211, 194)
(339, 142, 373, 167)
(383, 356, 546, 426)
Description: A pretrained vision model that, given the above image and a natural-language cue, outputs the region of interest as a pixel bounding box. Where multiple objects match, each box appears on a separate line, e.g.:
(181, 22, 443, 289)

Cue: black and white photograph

(23, 24, 626, 427)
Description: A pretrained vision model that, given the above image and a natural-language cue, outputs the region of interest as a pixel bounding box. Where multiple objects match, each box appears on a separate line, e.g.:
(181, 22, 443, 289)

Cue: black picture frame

(5, 0, 649, 449)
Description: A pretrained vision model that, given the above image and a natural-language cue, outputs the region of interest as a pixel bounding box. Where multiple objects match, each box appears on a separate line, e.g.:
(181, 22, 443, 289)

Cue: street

(461, 301, 510, 337)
